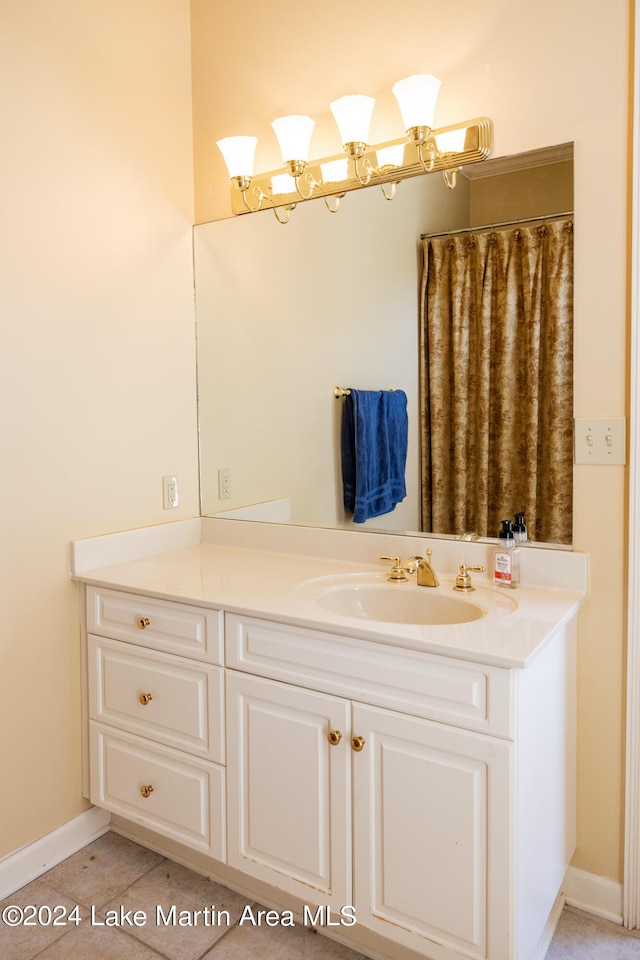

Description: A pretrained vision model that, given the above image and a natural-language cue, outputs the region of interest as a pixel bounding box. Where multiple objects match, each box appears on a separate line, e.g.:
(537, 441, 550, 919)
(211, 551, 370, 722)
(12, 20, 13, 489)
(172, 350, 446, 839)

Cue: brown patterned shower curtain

(420, 217, 573, 544)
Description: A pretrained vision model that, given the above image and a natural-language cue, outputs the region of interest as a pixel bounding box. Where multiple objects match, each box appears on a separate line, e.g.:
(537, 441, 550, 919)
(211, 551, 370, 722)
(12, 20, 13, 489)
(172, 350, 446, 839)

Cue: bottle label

(494, 551, 513, 584)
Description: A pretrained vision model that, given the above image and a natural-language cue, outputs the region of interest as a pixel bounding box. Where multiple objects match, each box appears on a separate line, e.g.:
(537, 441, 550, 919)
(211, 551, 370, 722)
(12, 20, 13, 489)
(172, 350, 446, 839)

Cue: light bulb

(271, 173, 297, 195)
(436, 128, 466, 153)
(320, 158, 349, 182)
(376, 144, 405, 168)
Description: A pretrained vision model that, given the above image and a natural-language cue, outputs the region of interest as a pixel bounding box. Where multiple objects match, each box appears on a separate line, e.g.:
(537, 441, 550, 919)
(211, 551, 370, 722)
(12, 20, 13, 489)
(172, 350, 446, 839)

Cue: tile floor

(1, 831, 639, 960)
(0, 833, 362, 960)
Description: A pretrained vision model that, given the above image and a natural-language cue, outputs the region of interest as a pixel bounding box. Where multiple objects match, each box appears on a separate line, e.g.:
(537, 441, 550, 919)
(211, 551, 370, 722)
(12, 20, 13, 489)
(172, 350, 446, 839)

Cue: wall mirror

(194, 142, 573, 545)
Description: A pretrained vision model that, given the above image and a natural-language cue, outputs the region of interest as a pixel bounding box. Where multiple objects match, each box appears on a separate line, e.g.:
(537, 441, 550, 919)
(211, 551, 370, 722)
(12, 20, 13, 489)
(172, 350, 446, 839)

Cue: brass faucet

(416, 548, 439, 587)
(379, 550, 439, 586)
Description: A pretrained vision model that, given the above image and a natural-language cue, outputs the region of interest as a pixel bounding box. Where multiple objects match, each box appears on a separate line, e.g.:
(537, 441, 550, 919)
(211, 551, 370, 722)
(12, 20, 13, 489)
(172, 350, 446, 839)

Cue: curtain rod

(421, 210, 574, 241)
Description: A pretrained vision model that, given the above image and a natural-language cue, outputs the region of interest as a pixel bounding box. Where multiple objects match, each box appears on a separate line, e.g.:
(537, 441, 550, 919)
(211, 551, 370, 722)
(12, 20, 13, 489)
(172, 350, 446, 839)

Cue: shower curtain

(420, 217, 573, 543)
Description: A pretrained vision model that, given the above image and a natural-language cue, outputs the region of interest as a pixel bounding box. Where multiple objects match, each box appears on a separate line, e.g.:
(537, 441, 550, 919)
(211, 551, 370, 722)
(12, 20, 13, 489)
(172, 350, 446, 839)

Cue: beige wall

(0, 2, 197, 858)
(191, 0, 631, 883)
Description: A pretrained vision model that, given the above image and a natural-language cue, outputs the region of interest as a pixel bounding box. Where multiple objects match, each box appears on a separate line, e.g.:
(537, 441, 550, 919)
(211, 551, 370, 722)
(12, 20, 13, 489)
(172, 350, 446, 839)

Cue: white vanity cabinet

(79, 571, 577, 960)
(85, 586, 226, 860)
(226, 670, 511, 960)
(225, 613, 516, 960)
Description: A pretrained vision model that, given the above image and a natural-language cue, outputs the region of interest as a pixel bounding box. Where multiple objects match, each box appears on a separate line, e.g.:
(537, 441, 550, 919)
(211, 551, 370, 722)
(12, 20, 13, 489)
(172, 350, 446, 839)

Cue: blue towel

(342, 389, 408, 524)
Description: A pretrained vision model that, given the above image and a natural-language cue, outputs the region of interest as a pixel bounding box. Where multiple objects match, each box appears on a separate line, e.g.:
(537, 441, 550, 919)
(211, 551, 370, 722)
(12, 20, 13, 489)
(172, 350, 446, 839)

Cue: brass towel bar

(334, 386, 398, 398)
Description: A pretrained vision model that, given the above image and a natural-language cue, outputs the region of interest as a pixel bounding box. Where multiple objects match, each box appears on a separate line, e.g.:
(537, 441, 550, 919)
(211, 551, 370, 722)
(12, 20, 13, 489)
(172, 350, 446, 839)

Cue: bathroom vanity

(72, 518, 587, 960)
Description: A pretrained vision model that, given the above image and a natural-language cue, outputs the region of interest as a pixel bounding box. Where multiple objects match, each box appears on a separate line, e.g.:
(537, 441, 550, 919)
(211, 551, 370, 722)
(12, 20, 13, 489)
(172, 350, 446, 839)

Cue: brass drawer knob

(351, 735, 366, 752)
(140, 784, 154, 799)
(139, 693, 153, 705)
(327, 730, 342, 746)
(136, 617, 151, 630)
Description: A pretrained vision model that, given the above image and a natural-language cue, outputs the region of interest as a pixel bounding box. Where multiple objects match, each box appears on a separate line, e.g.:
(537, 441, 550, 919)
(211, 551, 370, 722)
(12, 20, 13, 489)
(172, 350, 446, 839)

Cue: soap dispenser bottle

(493, 519, 520, 588)
(513, 512, 528, 546)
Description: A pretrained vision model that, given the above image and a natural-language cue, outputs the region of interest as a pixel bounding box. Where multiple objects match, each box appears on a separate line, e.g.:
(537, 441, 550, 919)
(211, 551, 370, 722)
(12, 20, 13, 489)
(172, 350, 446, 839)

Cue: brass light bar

(228, 118, 492, 217)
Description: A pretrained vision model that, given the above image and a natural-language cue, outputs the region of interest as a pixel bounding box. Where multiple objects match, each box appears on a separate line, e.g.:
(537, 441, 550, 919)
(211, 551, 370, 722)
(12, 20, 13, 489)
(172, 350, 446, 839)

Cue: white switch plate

(574, 418, 626, 464)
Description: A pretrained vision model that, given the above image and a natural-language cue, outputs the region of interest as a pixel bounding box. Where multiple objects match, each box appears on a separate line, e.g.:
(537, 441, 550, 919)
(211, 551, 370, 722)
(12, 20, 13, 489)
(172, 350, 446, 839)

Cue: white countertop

(72, 536, 585, 669)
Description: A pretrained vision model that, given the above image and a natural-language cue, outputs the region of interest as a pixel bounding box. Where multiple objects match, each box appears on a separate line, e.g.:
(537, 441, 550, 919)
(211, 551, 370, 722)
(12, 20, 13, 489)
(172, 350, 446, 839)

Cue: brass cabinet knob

(139, 693, 153, 705)
(327, 730, 343, 746)
(351, 735, 366, 752)
(140, 784, 154, 798)
(136, 617, 151, 630)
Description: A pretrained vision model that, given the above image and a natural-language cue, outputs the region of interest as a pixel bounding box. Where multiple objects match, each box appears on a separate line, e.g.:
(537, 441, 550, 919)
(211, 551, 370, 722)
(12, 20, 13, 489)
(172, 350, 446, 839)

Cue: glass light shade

(330, 95, 375, 146)
(392, 74, 441, 130)
(320, 158, 349, 182)
(216, 136, 258, 179)
(436, 128, 466, 153)
(271, 115, 315, 163)
(271, 173, 297, 195)
(376, 144, 405, 168)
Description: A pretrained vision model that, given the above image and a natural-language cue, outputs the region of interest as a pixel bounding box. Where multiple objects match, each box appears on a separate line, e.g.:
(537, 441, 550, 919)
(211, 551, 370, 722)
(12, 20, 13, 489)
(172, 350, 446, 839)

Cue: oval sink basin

(314, 584, 484, 625)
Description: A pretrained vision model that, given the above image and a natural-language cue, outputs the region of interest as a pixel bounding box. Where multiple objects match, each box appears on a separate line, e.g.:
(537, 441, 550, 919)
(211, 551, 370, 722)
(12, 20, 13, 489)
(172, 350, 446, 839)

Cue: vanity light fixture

(216, 74, 492, 222)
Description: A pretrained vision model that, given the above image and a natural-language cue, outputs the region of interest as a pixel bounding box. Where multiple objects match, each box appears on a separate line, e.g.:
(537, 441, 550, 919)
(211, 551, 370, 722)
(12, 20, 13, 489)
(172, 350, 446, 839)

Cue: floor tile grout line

(26, 924, 78, 960)
(107, 902, 248, 960)
(105, 922, 174, 960)
(39, 842, 168, 911)
(193, 916, 245, 958)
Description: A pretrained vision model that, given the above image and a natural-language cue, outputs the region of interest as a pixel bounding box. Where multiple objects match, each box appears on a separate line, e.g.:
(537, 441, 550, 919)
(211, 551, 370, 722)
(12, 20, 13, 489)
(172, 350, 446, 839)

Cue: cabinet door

(226, 671, 351, 907)
(352, 703, 512, 960)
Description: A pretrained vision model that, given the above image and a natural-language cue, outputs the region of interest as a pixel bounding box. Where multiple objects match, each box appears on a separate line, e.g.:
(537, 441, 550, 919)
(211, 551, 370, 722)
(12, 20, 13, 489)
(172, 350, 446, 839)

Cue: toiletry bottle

(493, 519, 520, 588)
(513, 512, 528, 546)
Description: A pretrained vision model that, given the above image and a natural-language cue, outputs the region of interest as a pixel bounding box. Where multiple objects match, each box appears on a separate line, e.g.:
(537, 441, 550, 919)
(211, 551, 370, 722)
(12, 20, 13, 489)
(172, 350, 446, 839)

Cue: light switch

(574, 418, 626, 464)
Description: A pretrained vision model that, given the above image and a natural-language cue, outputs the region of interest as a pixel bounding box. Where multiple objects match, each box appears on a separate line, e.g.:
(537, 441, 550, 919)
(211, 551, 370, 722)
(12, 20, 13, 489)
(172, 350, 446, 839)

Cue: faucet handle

(453, 563, 486, 592)
(379, 555, 409, 582)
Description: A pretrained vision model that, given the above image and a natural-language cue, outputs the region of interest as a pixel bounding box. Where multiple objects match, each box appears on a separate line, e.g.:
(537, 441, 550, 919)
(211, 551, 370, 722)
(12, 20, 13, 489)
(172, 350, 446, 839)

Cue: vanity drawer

(90, 722, 225, 861)
(88, 635, 224, 762)
(225, 614, 514, 738)
(86, 586, 223, 663)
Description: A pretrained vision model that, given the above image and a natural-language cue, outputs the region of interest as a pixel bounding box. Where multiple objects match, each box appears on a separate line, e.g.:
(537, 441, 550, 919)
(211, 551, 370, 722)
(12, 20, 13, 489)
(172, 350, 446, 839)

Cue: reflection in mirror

(420, 215, 573, 544)
(195, 143, 573, 545)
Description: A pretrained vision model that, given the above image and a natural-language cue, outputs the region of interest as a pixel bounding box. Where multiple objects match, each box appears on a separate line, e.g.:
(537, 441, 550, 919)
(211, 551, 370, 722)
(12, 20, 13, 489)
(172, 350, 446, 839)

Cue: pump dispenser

(493, 519, 520, 588)
(513, 512, 528, 545)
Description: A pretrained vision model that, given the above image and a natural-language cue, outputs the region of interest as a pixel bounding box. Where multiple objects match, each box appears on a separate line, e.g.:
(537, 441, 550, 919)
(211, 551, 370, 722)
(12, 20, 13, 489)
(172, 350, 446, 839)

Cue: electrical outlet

(163, 475, 179, 509)
(218, 467, 231, 499)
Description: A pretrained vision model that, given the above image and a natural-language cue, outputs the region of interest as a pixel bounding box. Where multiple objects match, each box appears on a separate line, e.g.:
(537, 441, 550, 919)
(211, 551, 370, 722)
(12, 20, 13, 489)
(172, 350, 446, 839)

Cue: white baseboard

(530, 890, 566, 960)
(563, 865, 624, 924)
(0, 807, 111, 900)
